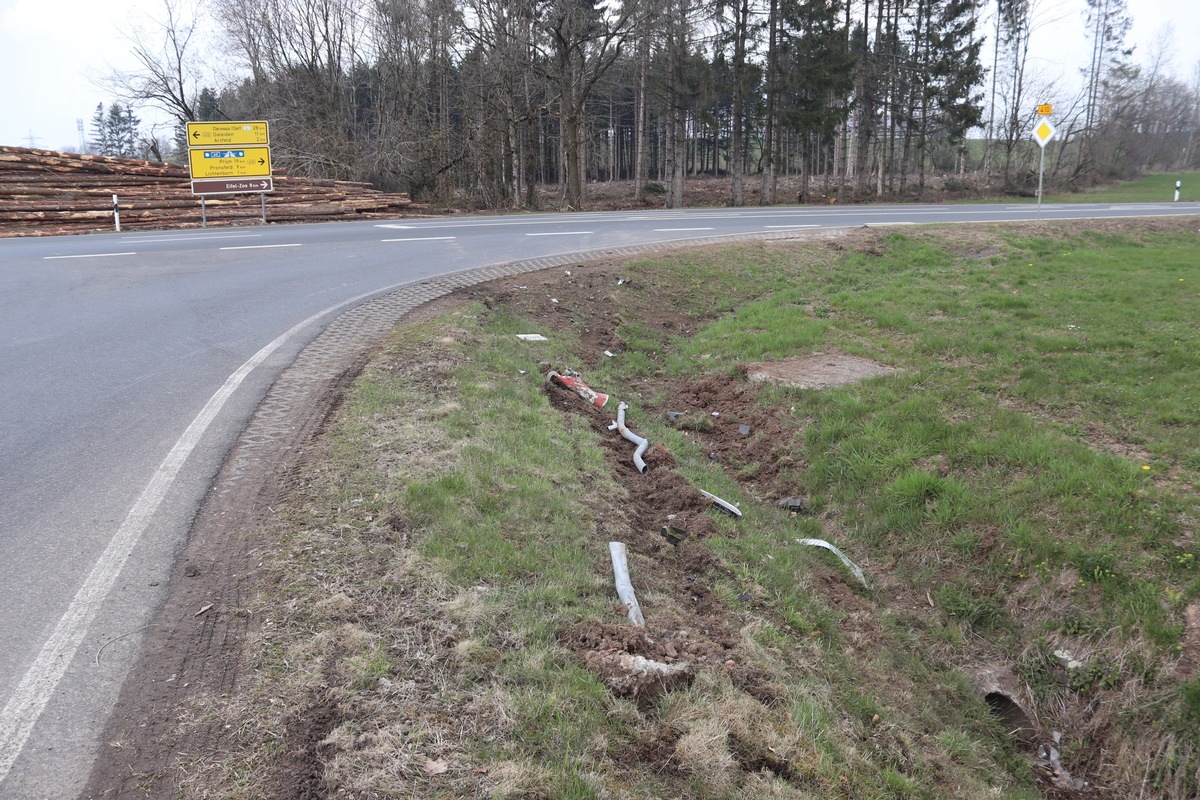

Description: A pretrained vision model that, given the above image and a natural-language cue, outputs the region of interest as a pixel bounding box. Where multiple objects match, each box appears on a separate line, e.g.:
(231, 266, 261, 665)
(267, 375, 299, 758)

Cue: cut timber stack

(0, 146, 422, 237)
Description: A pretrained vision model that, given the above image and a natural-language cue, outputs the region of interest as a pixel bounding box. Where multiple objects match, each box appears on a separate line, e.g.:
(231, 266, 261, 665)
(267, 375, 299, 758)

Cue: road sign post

(185, 121, 272, 226)
(1031, 117, 1056, 219)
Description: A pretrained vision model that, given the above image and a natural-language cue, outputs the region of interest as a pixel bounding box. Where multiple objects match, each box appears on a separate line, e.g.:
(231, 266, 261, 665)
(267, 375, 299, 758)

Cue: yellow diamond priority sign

(1033, 119, 1056, 148)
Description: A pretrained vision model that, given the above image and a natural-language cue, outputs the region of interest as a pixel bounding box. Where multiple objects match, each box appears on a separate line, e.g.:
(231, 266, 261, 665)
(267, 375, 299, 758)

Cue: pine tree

(778, 0, 856, 202)
(89, 103, 142, 157)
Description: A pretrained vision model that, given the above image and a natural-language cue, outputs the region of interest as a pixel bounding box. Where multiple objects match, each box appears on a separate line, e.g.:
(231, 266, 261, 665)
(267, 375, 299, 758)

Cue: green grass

(185, 218, 1200, 800)
(1046, 171, 1200, 203)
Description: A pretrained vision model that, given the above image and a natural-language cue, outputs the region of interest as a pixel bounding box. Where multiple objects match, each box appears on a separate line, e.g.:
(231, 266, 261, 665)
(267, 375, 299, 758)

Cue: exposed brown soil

(81, 217, 1198, 798)
(81, 239, 903, 797)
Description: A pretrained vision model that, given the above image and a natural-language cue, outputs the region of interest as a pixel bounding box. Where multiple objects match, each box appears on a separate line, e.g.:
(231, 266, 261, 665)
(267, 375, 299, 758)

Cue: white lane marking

(764, 224, 820, 229)
(525, 231, 592, 236)
(119, 233, 263, 243)
(219, 243, 302, 251)
(654, 227, 715, 232)
(375, 223, 413, 229)
(381, 237, 457, 242)
(43, 252, 136, 260)
(0, 285, 385, 783)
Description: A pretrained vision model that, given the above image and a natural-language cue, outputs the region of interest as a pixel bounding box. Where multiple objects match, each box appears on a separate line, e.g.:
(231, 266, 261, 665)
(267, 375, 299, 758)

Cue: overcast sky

(0, 0, 1197, 151)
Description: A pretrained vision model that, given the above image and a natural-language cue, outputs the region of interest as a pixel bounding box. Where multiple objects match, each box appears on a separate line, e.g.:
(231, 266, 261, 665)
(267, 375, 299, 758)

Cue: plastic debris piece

(738, 424, 751, 435)
(777, 497, 806, 512)
(659, 526, 690, 546)
(608, 402, 649, 473)
(609, 542, 645, 626)
(583, 651, 692, 702)
(666, 411, 683, 422)
(699, 489, 742, 518)
(516, 333, 548, 341)
(604, 350, 615, 357)
(548, 370, 609, 408)
(796, 538, 867, 586)
(711, 411, 720, 417)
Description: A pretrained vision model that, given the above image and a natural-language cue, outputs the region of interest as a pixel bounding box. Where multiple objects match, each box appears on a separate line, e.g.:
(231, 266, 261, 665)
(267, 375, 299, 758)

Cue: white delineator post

(112, 194, 120, 232)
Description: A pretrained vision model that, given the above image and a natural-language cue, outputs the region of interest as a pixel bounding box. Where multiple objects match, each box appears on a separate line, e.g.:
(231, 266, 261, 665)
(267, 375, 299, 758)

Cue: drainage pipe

(609, 402, 649, 474)
(608, 542, 645, 627)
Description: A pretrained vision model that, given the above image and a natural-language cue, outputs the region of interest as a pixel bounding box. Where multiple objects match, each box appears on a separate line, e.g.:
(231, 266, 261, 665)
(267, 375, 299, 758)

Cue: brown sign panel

(191, 178, 274, 195)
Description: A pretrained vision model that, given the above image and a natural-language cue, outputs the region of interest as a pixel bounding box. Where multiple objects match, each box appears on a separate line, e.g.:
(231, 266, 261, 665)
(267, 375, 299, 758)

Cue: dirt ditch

(81, 221, 1199, 798)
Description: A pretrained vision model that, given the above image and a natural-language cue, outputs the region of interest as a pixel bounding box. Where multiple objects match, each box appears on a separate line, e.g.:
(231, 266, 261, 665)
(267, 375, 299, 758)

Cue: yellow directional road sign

(186, 121, 269, 147)
(188, 147, 272, 179)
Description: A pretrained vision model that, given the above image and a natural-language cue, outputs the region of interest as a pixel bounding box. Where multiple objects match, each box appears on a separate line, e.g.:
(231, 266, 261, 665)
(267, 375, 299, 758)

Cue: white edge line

(0, 285, 383, 782)
(44, 252, 137, 260)
(219, 243, 302, 251)
(525, 231, 592, 236)
(380, 237, 457, 242)
(120, 233, 263, 243)
(653, 227, 716, 232)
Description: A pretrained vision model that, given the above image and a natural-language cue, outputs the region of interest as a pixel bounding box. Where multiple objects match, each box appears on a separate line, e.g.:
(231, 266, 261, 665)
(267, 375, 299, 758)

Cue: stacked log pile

(0, 146, 423, 237)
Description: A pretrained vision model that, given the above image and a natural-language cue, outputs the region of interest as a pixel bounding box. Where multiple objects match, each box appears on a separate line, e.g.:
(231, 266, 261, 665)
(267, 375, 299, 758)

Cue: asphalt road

(1, 201, 1198, 798)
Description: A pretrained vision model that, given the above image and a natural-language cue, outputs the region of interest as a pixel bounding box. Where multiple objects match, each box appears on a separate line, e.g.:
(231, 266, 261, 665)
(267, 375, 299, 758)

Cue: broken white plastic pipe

(698, 488, 742, 518)
(796, 538, 867, 586)
(608, 402, 649, 474)
(608, 542, 645, 627)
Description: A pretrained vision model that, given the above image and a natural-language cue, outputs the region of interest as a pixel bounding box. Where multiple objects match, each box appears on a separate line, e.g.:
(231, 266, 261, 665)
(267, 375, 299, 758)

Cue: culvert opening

(984, 691, 1036, 743)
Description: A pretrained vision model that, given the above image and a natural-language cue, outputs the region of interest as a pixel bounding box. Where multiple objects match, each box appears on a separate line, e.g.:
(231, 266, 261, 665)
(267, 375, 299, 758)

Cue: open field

(89, 216, 1199, 799)
(1046, 172, 1200, 204)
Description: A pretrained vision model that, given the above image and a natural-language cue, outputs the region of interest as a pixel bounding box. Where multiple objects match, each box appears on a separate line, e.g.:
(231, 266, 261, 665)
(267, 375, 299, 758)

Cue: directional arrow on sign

(188, 147, 272, 179)
(191, 178, 274, 195)
(185, 121, 270, 147)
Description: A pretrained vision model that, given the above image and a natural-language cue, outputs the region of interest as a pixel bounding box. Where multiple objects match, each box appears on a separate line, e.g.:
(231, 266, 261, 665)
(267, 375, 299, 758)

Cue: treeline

(120, 0, 1199, 207)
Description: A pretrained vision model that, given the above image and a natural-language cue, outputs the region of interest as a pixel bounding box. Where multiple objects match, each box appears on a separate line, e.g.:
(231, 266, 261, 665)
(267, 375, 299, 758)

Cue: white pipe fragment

(608, 402, 648, 474)
(698, 488, 742, 518)
(796, 538, 867, 586)
(608, 542, 645, 627)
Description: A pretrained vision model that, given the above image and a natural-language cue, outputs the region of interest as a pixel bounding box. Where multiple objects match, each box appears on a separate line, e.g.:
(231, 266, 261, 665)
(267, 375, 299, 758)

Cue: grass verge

(1045, 171, 1200, 203)
(175, 217, 1199, 799)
